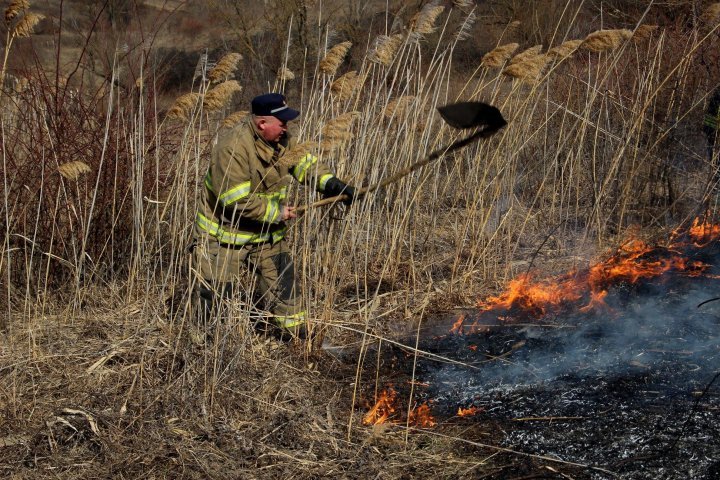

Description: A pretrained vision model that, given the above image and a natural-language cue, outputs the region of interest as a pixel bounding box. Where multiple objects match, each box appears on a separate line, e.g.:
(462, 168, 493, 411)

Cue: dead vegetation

(2, 0, 720, 478)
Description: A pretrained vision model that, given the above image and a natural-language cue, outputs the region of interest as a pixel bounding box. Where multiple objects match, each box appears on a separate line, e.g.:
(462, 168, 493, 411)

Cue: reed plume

(208, 52, 242, 83)
(581, 29, 632, 52)
(481, 43, 519, 68)
(632, 25, 659, 40)
(510, 45, 543, 65)
(454, 10, 476, 42)
(167, 92, 200, 121)
(278, 141, 315, 168)
(319, 41, 352, 76)
(221, 110, 249, 129)
(320, 112, 358, 151)
(547, 40, 582, 59)
(384, 96, 415, 118)
(322, 111, 358, 139)
(58, 161, 91, 181)
(277, 66, 295, 81)
(5, 0, 28, 23)
(369, 34, 404, 66)
(503, 54, 550, 81)
(203, 80, 241, 111)
(331, 71, 363, 101)
(13, 11, 42, 37)
(410, 2, 444, 37)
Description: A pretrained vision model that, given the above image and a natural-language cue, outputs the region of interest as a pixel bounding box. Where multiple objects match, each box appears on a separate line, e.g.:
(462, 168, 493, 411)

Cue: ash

(398, 277, 720, 479)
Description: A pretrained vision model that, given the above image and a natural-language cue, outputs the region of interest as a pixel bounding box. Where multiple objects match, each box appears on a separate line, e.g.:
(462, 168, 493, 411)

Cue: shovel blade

(438, 101, 507, 130)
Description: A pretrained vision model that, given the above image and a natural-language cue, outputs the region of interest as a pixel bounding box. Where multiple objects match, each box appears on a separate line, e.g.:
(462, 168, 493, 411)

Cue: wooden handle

(295, 124, 504, 214)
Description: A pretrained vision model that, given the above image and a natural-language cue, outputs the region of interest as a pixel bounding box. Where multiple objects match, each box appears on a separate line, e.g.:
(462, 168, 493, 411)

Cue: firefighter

(194, 93, 356, 340)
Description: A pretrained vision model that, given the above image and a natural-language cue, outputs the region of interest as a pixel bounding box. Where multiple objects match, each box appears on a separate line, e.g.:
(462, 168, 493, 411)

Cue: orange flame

(409, 403, 436, 427)
(363, 388, 398, 425)
(451, 217, 719, 328)
(689, 217, 720, 245)
(457, 406, 482, 417)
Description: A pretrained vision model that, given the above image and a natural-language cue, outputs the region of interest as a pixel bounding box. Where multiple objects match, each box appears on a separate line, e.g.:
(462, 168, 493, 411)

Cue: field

(2, 1, 720, 478)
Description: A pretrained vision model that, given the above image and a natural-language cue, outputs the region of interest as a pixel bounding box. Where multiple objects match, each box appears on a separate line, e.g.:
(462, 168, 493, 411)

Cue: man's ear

(256, 118, 267, 131)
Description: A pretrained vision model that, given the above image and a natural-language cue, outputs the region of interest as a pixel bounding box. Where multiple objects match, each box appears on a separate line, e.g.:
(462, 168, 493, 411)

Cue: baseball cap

(251, 93, 300, 122)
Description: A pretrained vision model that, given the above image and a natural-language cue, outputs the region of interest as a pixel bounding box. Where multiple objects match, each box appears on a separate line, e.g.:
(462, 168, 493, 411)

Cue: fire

(689, 217, 720, 245)
(457, 406, 482, 417)
(363, 388, 437, 428)
(363, 388, 398, 425)
(409, 403, 437, 427)
(449, 216, 720, 329)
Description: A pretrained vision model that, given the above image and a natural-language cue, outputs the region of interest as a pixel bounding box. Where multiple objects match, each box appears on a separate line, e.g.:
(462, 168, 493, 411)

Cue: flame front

(363, 388, 398, 425)
(409, 403, 436, 427)
(450, 217, 719, 331)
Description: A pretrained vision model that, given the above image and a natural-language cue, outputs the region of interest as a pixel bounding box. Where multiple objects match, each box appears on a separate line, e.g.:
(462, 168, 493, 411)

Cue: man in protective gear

(194, 93, 356, 340)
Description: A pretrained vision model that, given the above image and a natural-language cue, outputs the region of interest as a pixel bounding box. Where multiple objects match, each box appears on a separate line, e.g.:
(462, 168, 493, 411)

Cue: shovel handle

(295, 123, 505, 214)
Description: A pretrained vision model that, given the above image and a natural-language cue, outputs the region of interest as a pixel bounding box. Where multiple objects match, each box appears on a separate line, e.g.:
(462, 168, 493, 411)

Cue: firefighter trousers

(193, 238, 305, 335)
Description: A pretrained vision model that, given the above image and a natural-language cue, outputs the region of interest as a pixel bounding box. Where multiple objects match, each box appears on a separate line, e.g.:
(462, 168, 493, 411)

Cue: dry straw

(410, 2, 444, 37)
(221, 110, 249, 129)
(58, 161, 91, 181)
(13, 11, 42, 37)
(203, 80, 241, 111)
(547, 40, 582, 60)
(5, 0, 28, 23)
(277, 66, 295, 81)
(700, 4, 720, 26)
(481, 43, 519, 68)
(503, 54, 550, 81)
(581, 29, 632, 52)
(331, 71, 363, 101)
(167, 92, 200, 121)
(369, 34, 404, 66)
(319, 41, 352, 76)
(510, 45, 543, 65)
(208, 52, 242, 83)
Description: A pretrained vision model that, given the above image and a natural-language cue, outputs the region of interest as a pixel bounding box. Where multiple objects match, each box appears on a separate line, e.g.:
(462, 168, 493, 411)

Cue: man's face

(257, 116, 288, 143)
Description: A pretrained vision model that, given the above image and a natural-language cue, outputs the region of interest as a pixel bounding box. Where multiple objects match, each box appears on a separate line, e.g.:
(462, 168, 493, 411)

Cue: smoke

(419, 270, 720, 405)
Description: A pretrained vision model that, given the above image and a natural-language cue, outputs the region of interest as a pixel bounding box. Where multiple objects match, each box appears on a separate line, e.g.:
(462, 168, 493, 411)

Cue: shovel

(296, 101, 507, 213)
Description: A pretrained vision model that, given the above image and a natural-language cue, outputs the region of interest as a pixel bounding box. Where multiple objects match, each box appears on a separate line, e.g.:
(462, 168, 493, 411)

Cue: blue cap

(251, 93, 300, 122)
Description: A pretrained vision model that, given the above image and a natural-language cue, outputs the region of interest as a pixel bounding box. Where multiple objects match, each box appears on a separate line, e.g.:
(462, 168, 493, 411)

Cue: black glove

(323, 177, 356, 206)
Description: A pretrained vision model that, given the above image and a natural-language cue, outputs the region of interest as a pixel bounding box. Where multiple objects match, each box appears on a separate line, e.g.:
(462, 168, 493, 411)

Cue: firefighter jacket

(196, 116, 336, 246)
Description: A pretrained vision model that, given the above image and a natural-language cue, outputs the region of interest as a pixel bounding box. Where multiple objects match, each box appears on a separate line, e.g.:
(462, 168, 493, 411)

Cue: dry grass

(3, 1, 719, 478)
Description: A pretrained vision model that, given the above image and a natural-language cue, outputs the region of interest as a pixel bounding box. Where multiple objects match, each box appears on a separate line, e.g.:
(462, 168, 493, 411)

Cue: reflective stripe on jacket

(197, 116, 337, 246)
